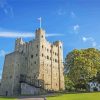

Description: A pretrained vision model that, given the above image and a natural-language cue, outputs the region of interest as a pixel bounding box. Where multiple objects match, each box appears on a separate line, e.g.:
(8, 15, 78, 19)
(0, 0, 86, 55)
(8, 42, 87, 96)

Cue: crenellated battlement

(35, 28, 46, 40)
(15, 38, 25, 51)
(1, 28, 65, 96)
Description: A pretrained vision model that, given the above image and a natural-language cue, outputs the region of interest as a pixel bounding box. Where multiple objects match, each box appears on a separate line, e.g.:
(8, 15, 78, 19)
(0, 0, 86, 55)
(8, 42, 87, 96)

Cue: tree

(65, 48, 100, 91)
(65, 75, 75, 91)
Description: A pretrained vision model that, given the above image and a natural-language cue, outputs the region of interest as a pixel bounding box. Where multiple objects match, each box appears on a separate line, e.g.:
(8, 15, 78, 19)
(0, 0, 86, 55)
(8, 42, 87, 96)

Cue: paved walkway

(17, 98, 44, 100)
(17, 96, 46, 100)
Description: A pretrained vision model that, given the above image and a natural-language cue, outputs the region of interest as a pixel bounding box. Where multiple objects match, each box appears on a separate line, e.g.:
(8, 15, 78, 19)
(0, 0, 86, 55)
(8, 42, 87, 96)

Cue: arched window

(36, 45, 38, 48)
(31, 55, 33, 58)
(55, 59, 57, 62)
(47, 49, 49, 52)
(34, 61, 36, 64)
(47, 56, 49, 59)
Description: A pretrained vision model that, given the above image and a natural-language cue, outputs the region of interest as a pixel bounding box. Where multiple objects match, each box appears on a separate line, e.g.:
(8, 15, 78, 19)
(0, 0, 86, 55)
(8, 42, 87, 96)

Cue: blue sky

(0, 0, 100, 78)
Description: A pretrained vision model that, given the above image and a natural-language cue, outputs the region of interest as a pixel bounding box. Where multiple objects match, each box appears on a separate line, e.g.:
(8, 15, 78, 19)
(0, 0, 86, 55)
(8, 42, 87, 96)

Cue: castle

(0, 28, 65, 96)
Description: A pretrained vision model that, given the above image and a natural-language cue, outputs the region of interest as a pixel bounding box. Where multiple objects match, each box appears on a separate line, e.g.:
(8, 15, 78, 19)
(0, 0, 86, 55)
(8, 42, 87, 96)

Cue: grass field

(47, 92, 100, 100)
(0, 97, 16, 100)
(0, 92, 100, 100)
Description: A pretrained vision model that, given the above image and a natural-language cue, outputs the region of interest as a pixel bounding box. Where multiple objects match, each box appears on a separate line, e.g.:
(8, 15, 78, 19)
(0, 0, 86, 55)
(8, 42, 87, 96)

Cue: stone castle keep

(0, 28, 65, 96)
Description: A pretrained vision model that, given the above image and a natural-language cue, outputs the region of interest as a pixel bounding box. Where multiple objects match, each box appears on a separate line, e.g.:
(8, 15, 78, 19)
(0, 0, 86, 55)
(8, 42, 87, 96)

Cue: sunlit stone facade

(0, 28, 65, 96)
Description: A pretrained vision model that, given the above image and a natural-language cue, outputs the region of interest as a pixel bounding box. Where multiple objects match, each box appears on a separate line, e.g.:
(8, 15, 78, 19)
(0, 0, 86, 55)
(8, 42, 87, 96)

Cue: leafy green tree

(65, 48, 100, 91)
(65, 75, 75, 91)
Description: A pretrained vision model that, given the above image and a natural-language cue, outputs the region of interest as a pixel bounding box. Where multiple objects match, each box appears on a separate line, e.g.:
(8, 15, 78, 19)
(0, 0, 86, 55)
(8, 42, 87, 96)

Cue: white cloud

(0, 31, 64, 38)
(0, 0, 14, 17)
(57, 9, 66, 15)
(0, 50, 6, 57)
(0, 32, 34, 38)
(70, 11, 76, 18)
(82, 36, 97, 47)
(82, 37, 94, 42)
(82, 37, 87, 42)
(74, 24, 80, 31)
(92, 42, 97, 47)
(73, 24, 80, 33)
(46, 33, 64, 37)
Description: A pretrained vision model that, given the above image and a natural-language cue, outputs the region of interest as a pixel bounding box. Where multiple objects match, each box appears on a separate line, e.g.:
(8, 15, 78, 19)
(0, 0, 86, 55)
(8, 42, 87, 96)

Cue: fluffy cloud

(82, 36, 97, 47)
(82, 37, 94, 42)
(74, 24, 80, 31)
(82, 37, 87, 42)
(73, 24, 80, 33)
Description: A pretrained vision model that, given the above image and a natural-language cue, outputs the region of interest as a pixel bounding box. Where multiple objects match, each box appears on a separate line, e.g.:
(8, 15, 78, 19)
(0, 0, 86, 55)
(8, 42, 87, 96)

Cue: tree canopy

(65, 48, 100, 91)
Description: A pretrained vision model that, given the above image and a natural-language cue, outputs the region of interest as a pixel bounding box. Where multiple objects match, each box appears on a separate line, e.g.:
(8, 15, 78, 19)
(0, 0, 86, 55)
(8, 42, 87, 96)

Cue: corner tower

(35, 28, 45, 40)
(54, 41, 65, 90)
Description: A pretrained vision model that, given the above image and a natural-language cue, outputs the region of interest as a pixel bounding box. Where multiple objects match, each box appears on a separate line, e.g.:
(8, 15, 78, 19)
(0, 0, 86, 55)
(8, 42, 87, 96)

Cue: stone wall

(21, 83, 45, 95)
(1, 28, 65, 96)
(1, 52, 25, 96)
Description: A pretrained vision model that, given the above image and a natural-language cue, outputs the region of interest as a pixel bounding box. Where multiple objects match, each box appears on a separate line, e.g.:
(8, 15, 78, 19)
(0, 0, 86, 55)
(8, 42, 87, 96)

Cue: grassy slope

(47, 92, 100, 100)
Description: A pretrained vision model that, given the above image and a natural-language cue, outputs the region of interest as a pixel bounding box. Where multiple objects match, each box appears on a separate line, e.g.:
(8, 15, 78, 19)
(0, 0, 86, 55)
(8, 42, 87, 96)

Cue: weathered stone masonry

(0, 28, 65, 96)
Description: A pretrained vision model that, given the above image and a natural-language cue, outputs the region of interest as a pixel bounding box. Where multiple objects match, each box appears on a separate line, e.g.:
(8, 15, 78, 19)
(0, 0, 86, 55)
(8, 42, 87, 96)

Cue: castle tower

(15, 38, 25, 52)
(35, 28, 46, 40)
(1, 27, 65, 96)
(54, 41, 65, 90)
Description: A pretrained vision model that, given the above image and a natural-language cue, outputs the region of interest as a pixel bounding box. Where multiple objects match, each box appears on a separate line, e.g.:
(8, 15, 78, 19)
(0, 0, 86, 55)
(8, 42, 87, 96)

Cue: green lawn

(0, 97, 16, 100)
(0, 93, 100, 100)
(47, 92, 100, 100)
